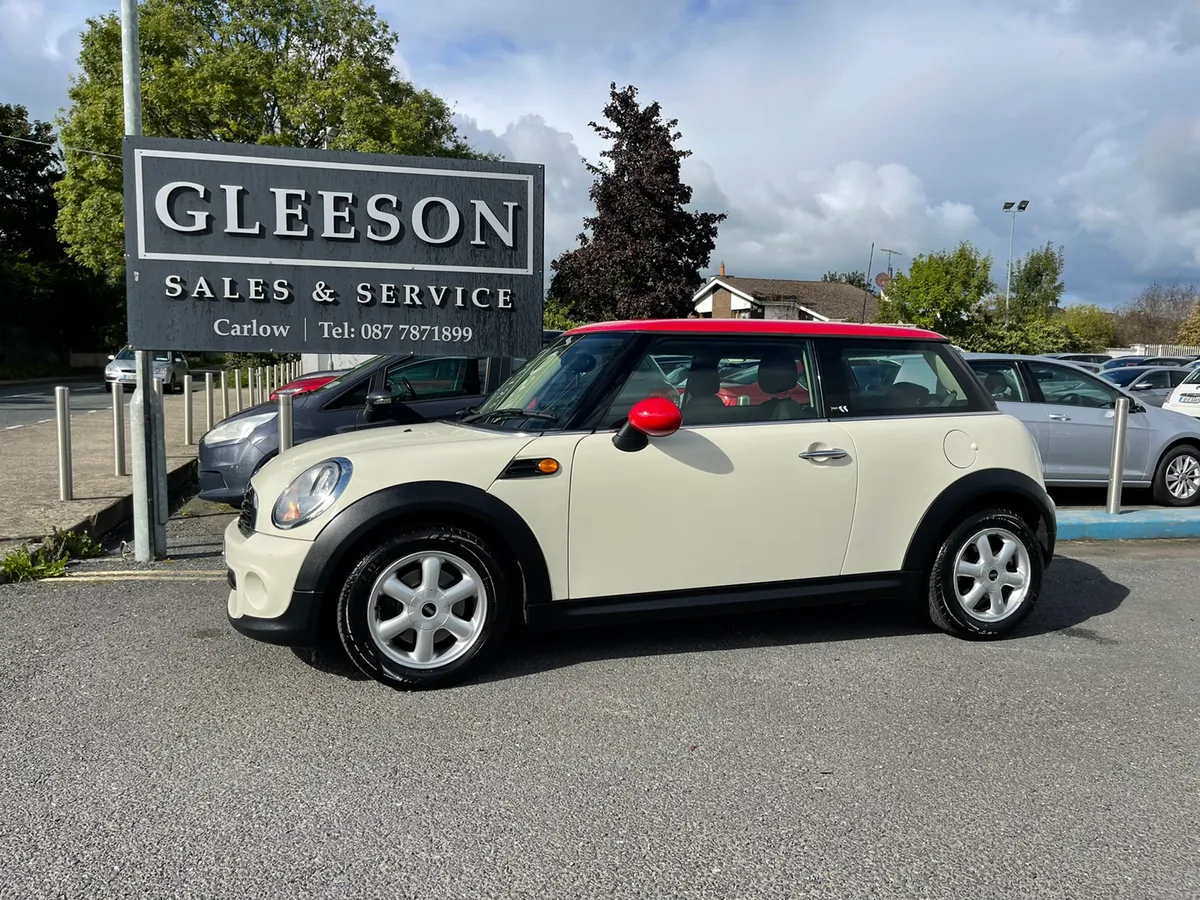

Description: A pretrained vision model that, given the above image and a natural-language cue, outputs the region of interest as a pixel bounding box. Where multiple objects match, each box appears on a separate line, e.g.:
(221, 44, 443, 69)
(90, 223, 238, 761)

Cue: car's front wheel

(337, 525, 512, 690)
(1151, 444, 1200, 507)
(927, 509, 1043, 639)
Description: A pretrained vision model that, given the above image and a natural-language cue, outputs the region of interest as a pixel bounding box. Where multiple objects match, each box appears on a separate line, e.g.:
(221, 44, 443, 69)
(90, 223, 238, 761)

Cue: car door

(965, 358, 1051, 460)
(361, 356, 491, 429)
(1129, 370, 1174, 407)
(1023, 360, 1151, 483)
(567, 335, 858, 600)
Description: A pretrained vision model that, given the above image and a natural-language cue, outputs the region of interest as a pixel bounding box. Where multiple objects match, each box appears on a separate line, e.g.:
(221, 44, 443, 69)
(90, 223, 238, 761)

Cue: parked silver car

(1099, 366, 1193, 407)
(105, 347, 190, 393)
(964, 353, 1200, 506)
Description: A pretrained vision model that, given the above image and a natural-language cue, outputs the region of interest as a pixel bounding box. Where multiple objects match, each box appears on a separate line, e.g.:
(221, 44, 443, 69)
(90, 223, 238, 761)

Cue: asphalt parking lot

(1, 502, 1197, 899)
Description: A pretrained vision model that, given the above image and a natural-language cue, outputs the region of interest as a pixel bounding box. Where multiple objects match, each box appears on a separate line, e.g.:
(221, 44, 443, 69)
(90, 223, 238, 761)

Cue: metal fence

(50, 361, 304, 502)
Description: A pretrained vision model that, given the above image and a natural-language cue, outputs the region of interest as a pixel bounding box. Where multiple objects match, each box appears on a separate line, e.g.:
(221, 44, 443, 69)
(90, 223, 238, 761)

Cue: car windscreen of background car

(1103, 369, 1144, 386)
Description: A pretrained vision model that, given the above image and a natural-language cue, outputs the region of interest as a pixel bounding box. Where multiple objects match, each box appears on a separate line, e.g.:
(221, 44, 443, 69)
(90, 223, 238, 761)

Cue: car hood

(249, 421, 537, 536)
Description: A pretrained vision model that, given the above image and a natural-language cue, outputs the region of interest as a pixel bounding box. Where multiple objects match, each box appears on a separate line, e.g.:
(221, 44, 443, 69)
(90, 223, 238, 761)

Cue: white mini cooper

(225, 320, 1057, 690)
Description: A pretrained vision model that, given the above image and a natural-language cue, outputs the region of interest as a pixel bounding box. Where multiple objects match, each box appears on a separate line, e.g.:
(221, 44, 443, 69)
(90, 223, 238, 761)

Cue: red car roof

(565, 319, 946, 341)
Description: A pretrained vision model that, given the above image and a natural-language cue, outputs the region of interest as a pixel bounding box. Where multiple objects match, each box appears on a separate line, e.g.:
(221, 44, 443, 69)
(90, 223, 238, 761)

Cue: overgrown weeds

(0, 528, 105, 585)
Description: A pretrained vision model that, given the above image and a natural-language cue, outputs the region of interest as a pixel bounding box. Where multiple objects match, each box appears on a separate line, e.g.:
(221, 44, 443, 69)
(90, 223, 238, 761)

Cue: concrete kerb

(1057, 507, 1200, 542)
(55, 457, 198, 548)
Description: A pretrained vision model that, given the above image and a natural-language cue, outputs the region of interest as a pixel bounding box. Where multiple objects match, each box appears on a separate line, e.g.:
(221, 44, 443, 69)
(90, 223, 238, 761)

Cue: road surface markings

(55, 568, 227, 583)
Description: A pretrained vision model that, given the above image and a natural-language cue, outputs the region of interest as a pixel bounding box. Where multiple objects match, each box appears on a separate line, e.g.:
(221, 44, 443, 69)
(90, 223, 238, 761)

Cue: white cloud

(6, 0, 1200, 305)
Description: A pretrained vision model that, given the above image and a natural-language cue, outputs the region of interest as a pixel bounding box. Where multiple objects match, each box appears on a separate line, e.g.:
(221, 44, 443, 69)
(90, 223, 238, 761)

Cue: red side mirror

(628, 397, 682, 437)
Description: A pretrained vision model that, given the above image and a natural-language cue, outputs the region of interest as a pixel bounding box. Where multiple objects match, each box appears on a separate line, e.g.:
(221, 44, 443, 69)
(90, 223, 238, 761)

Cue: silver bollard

(183, 374, 193, 444)
(205, 371, 214, 432)
(255, 368, 263, 405)
(279, 391, 294, 452)
(220, 371, 229, 421)
(55, 386, 72, 501)
(112, 385, 126, 477)
(235, 369, 243, 412)
(1106, 397, 1130, 515)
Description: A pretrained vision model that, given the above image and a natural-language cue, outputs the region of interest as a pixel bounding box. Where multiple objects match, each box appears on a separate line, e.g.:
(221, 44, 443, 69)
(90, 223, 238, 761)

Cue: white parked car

(1164, 364, 1200, 418)
(224, 320, 1057, 690)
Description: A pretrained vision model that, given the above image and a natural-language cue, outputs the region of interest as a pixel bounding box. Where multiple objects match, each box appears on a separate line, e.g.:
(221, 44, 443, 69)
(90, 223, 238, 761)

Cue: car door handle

(799, 448, 849, 460)
(1048, 414, 1071, 421)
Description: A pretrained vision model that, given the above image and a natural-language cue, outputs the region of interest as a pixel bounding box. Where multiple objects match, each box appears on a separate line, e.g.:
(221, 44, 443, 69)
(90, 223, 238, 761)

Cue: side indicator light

(537, 458, 560, 474)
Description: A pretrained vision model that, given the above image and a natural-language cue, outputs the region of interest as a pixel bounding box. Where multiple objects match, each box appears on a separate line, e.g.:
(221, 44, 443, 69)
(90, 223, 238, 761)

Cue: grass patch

(0, 528, 105, 585)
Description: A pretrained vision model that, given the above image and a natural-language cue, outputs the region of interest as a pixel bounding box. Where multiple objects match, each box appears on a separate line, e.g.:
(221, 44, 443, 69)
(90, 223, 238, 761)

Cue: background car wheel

(337, 525, 512, 690)
(927, 508, 1043, 639)
(1151, 445, 1200, 507)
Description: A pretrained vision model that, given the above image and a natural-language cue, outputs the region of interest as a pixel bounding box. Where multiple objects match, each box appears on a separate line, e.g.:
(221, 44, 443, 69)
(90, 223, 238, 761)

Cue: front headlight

(272, 458, 352, 529)
(204, 411, 276, 445)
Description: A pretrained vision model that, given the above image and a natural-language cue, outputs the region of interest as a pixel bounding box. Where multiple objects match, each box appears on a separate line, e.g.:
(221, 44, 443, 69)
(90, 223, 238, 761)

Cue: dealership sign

(123, 137, 545, 357)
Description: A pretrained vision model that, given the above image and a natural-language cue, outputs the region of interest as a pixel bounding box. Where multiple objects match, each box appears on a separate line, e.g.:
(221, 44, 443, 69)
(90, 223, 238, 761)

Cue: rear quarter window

(816, 340, 992, 418)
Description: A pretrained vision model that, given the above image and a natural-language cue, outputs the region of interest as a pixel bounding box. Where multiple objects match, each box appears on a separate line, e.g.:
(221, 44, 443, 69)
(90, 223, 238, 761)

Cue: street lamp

(1002, 200, 1029, 326)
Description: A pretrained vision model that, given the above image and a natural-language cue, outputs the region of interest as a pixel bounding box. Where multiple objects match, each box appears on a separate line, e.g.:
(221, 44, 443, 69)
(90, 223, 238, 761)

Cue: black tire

(927, 508, 1043, 639)
(104, 383, 112, 393)
(337, 525, 512, 690)
(1151, 444, 1200, 507)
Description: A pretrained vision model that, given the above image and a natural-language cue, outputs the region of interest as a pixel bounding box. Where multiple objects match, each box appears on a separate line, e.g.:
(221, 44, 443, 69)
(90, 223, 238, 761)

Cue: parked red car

(269, 370, 342, 402)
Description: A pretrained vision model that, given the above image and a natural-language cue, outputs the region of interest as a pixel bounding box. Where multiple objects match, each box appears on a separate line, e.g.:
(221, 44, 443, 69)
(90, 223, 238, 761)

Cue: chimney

(719, 261, 725, 277)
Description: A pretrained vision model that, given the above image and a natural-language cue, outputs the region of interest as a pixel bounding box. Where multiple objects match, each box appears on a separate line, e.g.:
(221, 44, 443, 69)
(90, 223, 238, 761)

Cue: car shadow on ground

(292, 556, 1129, 687)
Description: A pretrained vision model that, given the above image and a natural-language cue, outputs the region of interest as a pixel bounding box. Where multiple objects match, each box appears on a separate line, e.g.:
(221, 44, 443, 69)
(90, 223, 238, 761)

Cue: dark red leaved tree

(549, 83, 726, 321)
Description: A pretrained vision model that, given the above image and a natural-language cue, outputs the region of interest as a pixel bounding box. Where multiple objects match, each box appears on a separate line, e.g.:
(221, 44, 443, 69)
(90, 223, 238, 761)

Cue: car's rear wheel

(337, 525, 512, 690)
(927, 509, 1042, 639)
(1151, 444, 1200, 507)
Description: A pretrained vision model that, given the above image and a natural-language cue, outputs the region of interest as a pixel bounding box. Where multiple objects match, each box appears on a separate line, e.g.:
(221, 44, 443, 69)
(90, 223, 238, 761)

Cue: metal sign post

(122, 0, 167, 560)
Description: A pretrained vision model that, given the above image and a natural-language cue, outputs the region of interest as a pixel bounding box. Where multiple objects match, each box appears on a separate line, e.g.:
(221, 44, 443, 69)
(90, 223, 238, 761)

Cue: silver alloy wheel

(952, 528, 1032, 623)
(1165, 453, 1200, 500)
(366, 551, 488, 670)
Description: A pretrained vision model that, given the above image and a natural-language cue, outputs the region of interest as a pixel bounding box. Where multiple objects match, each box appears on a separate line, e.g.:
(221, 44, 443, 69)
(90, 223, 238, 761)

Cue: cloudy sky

(3, 0, 1200, 306)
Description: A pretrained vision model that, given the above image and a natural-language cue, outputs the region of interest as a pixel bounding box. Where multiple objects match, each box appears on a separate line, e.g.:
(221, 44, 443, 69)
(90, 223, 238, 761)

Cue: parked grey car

(964, 353, 1200, 506)
(105, 346, 189, 392)
(1100, 366, 1193, 407)
(197, 329, 564, 507)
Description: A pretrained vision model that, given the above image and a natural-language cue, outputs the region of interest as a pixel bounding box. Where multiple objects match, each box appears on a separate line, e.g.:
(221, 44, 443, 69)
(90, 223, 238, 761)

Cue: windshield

(1184, 367, 1200, 385)
(1103, 368, 1145, 386)
(468, 333, 631, 429)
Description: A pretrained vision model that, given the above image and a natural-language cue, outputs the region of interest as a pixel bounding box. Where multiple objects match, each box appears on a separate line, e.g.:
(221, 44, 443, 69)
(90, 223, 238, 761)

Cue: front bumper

(224, 519, 320, 647)
(199, 439, 267, 506)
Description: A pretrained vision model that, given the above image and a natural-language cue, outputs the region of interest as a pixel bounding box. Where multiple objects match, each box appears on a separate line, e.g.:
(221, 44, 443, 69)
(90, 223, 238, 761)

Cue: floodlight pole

(123, 0, 168, 560)
(1003, 200, 1029, 328)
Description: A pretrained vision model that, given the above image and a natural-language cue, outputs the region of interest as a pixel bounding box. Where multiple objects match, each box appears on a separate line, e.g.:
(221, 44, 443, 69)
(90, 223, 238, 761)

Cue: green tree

(822, 270, 872, 291)
(0, 104, 123, 360)
(1007, 241, 1065, 321)
(874, 242, 994, 340)
(549, 83, 727, 321)
(55, 0, 484, 282)
(961, 314, 1075, 355)
(1178, 301, 1200, 346)
(1060, 303, 1117, 352)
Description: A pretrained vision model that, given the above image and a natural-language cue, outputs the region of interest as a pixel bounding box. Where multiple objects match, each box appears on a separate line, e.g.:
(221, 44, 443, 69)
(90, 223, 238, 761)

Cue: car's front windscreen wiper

(461, 407, 559, 424)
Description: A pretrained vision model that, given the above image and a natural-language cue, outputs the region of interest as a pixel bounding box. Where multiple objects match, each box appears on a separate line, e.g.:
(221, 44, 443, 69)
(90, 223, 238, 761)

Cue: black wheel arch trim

(292, 480, 553, 612)
(902, 468, 1056, 573)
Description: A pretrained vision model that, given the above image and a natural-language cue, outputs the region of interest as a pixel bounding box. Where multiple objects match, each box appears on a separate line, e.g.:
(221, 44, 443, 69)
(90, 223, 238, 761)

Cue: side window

(1027, 363, 1116, 408)
(385, 357, 481, 401)
(1142, 371, 1171, 389)
(968, 360, 1028, 402)
(602, 336, 819, 428)
(1170, 370, 1190, 387)
(323, 377, 371, 410)
(818, 340, 981, 417)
